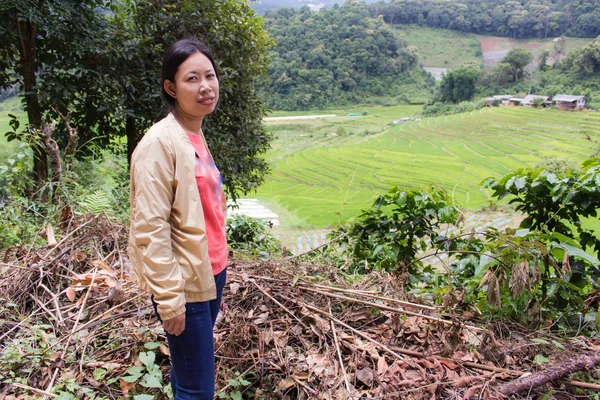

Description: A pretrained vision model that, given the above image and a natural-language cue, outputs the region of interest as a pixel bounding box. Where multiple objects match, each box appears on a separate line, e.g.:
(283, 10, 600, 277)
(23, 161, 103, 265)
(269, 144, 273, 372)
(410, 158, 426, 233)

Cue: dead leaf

(46, 224, 57, 246)
(160, 343, 170, 357)
(253, 312, 269, 325)
(293, 370, 309, 381)
(104, 277, 117, 288)
(404, 369, 423, 382)
(120, 379, 136, 397)
(92, 259, 115, 274)
(356, 367, 374, 386)
(377, 356, 388, 375)
(66, 287, 76, 302)
(307, 354, 330, 377)
(277, 378, 295, 392)
(72, 251, 88, 262)
(438, 359, 458, 370)
(230, 282, 241, 294)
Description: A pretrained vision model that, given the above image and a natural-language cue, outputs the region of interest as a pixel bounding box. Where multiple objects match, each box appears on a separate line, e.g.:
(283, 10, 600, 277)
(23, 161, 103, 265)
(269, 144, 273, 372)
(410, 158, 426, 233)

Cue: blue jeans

(153, 268, 227, 400)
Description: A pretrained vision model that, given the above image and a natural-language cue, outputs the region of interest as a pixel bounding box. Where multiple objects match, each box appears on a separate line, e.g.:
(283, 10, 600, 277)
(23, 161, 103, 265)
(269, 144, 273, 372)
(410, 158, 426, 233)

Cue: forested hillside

(263, 3, 435, 110)
(251, 0, 381, 15)
(369, 0, 600, 39)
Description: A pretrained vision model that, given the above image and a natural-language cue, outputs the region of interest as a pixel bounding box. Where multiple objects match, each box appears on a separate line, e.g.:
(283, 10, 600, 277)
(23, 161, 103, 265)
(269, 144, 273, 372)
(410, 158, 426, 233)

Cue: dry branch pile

(1, 216, 600, 399)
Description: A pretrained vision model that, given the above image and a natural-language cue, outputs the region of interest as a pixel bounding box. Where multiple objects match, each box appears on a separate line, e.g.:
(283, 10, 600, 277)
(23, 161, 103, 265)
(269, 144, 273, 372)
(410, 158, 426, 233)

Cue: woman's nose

(199, 80, 210, 93)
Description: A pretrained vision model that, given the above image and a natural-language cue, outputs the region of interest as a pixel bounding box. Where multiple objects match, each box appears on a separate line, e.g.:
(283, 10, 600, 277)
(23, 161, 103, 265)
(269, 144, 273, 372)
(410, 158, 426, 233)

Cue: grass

(0, 96, 26, 164)
(251, 106, 600, 232)
(394, 25, 482, 69)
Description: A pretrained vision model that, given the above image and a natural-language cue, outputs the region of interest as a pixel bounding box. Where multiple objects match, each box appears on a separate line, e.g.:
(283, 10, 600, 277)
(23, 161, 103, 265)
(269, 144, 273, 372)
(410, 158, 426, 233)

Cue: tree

(553, 36, 567, 65)
(439, 67, 481, 103)
(491, 62, 514, 86)
(1, 0, 275, 201)
(538, 49, 550, 71)
(502, 47, 533, 81)
(0, 0, 107, 188)
(563, 35, 600, 75)
(99, 0, 275, 199)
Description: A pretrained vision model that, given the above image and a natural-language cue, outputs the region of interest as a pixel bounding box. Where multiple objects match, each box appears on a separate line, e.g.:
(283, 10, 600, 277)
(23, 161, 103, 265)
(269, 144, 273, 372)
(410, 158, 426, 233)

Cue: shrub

(329, 186, 459, 283)
(226, 214, 283, 257)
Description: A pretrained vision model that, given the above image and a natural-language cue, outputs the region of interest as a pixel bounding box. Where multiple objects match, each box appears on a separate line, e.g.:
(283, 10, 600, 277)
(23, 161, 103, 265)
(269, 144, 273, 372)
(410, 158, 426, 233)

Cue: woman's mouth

(198, 97, 215, 105)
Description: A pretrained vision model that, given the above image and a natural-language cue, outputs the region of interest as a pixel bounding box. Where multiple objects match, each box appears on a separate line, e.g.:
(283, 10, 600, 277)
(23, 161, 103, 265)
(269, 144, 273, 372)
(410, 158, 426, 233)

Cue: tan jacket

(128, 113, 216, 321)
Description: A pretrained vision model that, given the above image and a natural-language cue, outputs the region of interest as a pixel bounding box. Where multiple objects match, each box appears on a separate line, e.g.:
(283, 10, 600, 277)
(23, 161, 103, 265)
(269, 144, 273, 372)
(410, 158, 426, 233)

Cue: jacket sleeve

(130, 136, 186, 321)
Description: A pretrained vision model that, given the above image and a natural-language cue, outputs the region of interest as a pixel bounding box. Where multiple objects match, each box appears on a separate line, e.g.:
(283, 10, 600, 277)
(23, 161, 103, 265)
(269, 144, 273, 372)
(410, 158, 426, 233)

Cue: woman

(128, 38, 228, 400)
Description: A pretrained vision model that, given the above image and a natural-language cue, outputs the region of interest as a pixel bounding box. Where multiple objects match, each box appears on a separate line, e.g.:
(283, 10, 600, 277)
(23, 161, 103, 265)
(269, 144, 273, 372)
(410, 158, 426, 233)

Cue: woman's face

(166, 51, 219, 119)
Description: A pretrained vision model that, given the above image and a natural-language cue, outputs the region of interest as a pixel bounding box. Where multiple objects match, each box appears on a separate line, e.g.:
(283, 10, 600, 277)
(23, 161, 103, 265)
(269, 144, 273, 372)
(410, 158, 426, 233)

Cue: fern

(77, 190, 113, 215)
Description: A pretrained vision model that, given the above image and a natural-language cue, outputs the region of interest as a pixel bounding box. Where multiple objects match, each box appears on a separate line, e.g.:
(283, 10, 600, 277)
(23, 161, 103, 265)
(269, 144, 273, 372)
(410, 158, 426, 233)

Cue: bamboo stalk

(300, 286, 484, 332)
(11, 382, 57, 398)
(303, 283, 437, 311)
(331, 312, 352, 394)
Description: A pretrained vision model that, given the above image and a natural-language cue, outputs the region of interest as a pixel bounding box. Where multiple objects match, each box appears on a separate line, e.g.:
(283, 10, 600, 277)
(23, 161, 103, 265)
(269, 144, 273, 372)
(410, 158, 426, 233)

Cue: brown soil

(479, 39, 497, 52)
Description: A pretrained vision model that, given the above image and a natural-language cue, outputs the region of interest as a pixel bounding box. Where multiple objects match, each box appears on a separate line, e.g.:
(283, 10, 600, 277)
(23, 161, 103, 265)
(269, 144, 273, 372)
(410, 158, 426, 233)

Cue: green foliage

(421, 98, 486, 117)
(369, 0, 600, 39)
(461, 157, 600, 324)
(0, 321, 114, 399)
(263, 3, 435, 110)
(330, 186, 458, 280)
(483, 158, 600, 251)
(502, 48, 534, 82)
(439, 67, 481, 103)
(0, 148, 130, 249)
(121, 349, 172, 398)
(1, 0, 274, 201)
(0, 142, 32, 198)
(226, 214, 284, 258)
(562, 35, 600, 76)
(217, 370, 254, 400)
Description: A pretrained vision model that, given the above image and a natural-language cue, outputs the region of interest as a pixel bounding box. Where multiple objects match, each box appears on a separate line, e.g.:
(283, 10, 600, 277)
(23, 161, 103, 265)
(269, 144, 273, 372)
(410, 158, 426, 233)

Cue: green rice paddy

(254, 106, 600, 229)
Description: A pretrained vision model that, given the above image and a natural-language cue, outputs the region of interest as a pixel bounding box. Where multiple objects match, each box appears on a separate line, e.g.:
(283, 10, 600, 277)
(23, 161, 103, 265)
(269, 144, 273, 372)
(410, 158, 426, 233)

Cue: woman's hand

(163, 313, 186, 336)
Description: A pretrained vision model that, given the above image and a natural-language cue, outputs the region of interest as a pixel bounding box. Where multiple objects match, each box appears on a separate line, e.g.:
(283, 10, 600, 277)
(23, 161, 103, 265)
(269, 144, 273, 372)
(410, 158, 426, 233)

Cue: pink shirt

(187, 133, 227, 275)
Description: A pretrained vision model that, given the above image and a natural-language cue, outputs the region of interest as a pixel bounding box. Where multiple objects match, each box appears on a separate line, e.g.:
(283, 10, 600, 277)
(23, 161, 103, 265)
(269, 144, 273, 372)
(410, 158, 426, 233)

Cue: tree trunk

(497, 352, 600, 396)
(42, 121, 62, 183)
(126, 116, 138, 165)
(17, 15, 48, 187)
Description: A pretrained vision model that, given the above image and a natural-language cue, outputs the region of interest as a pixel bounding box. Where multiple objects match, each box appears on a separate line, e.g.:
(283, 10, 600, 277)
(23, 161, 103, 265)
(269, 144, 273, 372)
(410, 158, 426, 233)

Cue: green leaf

(126, 365, 145, 375)
(230, 391, 243, 400)
(227, 378, 241, 387)
(140, 374, 163, 389)
(551, 340, 565, 350)
(93, 368, 107, 380)
(533, 354, 550, 365)
(121, 375, 141, 383)
(530, 338, 550, 345)
(554, 242, 598, 267)
(238, 378, 251, 385)
(134, 395, 155, 400)
(139, 351, 156, 368)
(144, 341, 162, 350)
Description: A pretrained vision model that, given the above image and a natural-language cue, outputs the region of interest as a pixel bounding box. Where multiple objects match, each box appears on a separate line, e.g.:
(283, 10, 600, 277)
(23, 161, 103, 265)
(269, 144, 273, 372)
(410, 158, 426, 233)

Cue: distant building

(484, 95, 513, 106)
(521, 95, 551, 107)
(508, 97, 524, 106)
(553, 95, 586, 110)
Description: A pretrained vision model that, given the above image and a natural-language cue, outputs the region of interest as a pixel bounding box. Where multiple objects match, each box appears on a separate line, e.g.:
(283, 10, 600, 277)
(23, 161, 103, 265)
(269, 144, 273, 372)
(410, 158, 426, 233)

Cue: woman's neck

(172, 108, 203, 135)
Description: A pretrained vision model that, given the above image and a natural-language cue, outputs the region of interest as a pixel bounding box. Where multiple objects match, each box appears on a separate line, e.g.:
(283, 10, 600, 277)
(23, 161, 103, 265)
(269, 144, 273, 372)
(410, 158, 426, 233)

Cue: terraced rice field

(254, 107, 600, 228)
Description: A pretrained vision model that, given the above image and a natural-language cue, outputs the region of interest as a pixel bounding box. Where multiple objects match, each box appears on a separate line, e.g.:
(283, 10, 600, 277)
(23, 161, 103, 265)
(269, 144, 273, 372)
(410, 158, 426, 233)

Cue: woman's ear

(164, 79, 176, 99)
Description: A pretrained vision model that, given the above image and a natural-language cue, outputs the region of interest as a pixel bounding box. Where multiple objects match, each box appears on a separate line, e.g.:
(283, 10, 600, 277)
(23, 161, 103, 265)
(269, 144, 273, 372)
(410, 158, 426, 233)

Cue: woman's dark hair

(161, 38, 219, 108)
